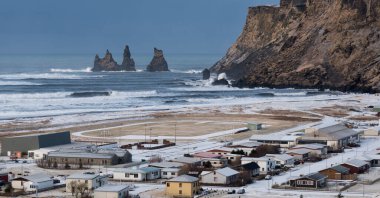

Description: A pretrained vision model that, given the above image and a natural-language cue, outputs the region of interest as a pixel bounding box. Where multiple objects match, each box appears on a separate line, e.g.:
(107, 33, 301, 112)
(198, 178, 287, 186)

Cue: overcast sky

(0, 0, 279, 55)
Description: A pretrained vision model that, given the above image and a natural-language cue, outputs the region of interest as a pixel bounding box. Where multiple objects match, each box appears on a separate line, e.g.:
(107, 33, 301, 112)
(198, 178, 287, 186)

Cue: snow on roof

(304, 172, 327, 181)
(242, 157, 271, 162)
(306, 124, 361, 140)
(94, 185, 128, 192)
(171, 157, 202, 164)
(116, 167, 160, 174)
(292, 143, 326, 150)
(234, 141, 263, 148)
(215, 167, 239, 177)
(14, 174, 52, 183)
(149, 162, 184, 168)
(47, 151, 115, 159)
(344, 159, 368, 167)
(266, 154, 294, 161)
(250, 133, 300, 142)
(67, 173, 101, 180)
(286, 149, 310, 155)
(161, 168, 181, 172)
(167, 175, 199, 183)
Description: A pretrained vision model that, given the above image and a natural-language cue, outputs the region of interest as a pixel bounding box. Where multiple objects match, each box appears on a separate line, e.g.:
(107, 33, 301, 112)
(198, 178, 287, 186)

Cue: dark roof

(329, 165, 350, 174)
(301, 172, 327, 181)
(239, 162, 260, 170)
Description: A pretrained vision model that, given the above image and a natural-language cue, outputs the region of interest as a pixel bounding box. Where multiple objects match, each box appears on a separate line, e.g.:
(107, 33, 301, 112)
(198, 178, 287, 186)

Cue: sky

(0, 0, 279, 55)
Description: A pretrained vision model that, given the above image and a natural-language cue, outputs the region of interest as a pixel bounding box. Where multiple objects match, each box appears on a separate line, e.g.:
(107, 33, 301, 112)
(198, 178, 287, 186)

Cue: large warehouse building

(1, 131, 71, 156)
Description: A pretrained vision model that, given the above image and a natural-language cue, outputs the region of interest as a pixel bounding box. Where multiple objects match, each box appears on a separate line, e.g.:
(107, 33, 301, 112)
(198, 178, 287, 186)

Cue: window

(125, 173, 130, 177)
(134, 174, 138, 178)
(85, 180, 88, 184)
(171, 172, 175, 175)
(179, 190, 182, 194)
(179, 183, 182, 187)
(163, 172, 167, 175)
(167, 183, 170, 187)
(262, 168, 264, 171)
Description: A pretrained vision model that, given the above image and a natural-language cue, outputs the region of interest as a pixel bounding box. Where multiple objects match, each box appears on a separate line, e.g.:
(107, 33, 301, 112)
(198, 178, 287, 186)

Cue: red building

(341, 159, 370, 174)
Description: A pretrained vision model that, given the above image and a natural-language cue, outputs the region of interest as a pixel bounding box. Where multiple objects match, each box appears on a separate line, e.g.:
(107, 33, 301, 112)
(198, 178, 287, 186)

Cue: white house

(200, 167, 240, 185)
(202, 158, 228, 168)
(94, 185, 129, 198)
(286, 149, 310, 161)
(241, 157, 275, 175)
(265, 154, 295, 167)
(12, 174, 53, 192)
(113, 167, 161, 181)
(161, 168, 182, 179)
(290, 143, 328, 157)
(66, 173, 108, 193)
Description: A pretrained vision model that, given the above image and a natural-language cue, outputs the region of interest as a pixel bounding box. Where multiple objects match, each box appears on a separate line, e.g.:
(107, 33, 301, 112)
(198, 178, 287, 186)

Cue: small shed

(289, 172, 327, 189)
(247, 122, 262, 130)
(12, 174, 54, 192)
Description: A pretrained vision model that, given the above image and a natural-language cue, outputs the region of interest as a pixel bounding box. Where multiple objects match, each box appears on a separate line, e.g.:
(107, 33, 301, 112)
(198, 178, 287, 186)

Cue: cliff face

(146, 48, 169, 72)
(92, 45, 135, 72)
(211, 0, 380, 92)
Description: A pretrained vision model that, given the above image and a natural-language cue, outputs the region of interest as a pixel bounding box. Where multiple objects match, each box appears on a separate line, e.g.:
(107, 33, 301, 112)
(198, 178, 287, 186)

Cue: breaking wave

(50, 67, 92, 73)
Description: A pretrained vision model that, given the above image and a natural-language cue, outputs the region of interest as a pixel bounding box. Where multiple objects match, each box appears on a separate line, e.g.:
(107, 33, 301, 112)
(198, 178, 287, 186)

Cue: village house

(166, 175, 200, 198)
(200, 167, 240, 185)
(358, 154, 380, 167)
(299, 124, 361, 151)
(113, 167, 161, 181)
(289, 172, 328, 189)
(207, 148, 234, 156)
(319, 165, 357, 180)
(341, 159, 370, 174)
(290, 143, 328, 157)
(286, 149, 310, 161)
(66, 173, 108, 193)
(12, 174, 54, 192)
(241, 157, 275, 175)
(162, 168, 182, 179)
(94, 185, 129, 198)
(234, 162, 260, 177)
(201, 158, 228, 168)
(222, 154, 242, 165)
(265, 154, 295, 168)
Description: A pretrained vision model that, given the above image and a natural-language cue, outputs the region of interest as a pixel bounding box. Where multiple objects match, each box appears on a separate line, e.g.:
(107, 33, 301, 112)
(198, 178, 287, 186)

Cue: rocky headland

(211, 0, 380, 93)
(146, 48, 169, 72)
(92, 45, 135, 72)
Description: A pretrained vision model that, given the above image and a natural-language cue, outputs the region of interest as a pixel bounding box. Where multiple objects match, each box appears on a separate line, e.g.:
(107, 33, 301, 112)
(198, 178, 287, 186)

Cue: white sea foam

(50, 67, 92, 73)
(0, 73, 87, 80)
(171, 69, 203, 74)
(0, 81, 41, 86)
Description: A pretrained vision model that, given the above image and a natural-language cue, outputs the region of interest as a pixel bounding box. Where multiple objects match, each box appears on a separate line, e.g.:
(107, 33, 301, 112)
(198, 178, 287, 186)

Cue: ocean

(0, 53, 339, 122)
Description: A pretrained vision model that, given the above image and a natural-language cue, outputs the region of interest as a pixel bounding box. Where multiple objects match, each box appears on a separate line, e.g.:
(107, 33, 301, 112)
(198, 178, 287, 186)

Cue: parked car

(236, 188, 245, 194)
(265, 175, 272, 180)
(227, 189, 235, 194)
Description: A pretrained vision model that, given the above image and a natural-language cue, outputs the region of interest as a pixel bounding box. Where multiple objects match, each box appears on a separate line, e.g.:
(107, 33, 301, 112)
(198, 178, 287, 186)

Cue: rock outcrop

(146, 48, 169, 72)
(202, 69, 211, 80)
(211, 0, 380, 92)
(121, 45, 136, 71)
(92, 45, 135, 72)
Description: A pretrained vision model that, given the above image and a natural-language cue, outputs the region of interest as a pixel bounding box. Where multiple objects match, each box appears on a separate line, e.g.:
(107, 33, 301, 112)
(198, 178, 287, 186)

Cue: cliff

(211, 0, 380, 92)
(146, 48, 169, 72)
(92, 45, 135, 72)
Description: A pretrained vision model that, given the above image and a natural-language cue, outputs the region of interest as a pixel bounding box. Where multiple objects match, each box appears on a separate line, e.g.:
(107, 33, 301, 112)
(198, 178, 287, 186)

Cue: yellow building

(165, 175, 200, 198)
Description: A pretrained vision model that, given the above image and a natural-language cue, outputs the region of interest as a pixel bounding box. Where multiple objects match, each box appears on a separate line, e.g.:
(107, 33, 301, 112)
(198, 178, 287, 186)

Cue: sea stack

(202, 69, 210, 80)
(146, 48, 169, 72)
(121, 45, 136, 71)
(92, 45, 136, 72)
(92, 50, 121, 72)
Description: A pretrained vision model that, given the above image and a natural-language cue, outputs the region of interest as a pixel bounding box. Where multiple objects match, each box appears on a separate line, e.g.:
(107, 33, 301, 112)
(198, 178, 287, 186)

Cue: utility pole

(144, 124, 147, 142)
